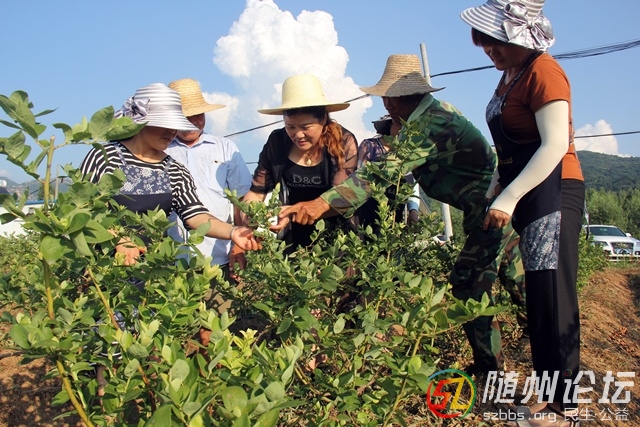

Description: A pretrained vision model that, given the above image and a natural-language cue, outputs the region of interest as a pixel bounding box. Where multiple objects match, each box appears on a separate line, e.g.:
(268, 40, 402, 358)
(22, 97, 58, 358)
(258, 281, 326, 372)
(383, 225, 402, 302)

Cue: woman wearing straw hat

(277, 54, 516, 377)
(242, 74, 358, 252)
(80, 83, 261, 266)
(461, 1, 584, 425)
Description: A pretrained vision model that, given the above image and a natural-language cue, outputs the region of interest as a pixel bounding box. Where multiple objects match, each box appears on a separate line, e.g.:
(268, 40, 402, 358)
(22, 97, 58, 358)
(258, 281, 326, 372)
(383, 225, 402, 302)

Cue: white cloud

(575, 120, 627, 156)
(208, 0, 374, 161)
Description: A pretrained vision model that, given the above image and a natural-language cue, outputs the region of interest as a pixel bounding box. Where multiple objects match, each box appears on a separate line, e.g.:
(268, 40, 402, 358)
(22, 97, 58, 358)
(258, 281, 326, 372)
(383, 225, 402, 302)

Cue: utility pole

(419, 42, 454, 241)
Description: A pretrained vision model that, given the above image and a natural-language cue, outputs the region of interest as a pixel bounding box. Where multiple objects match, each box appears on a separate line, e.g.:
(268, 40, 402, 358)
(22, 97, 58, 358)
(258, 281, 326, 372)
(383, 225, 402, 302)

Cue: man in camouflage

(498, 234, 527, 331)
(277, 54, 515, 375)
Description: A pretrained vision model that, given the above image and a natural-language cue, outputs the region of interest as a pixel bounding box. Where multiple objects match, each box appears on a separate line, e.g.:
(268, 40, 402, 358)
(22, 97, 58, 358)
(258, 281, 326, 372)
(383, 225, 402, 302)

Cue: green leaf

(83, 219, 115, 243)
(88, 106, 115, 140)
(407, 356, 422, 375)
(276, 317, 292, 335)
(51, 389, 70, 406)
(162, 345, 174, 364)
(57, 308, 73, 325)
(52, 122, 71, 134)
(333, 316, 346, 334)
(25, 149, 48, 175)
(124, 359, 140, 378)
(220, 311, 230, 330)
(40, 236, 67, 264)
(183, 402, 201, 417)
(34, 108, 56, 118)
(8, 91, 41, 139)
(145, 403, 173, 427)
(66, 211, 91, 234)
(70, 231, 93, 257)
(104, 116, 145, 141)
(254, 409, 280, 427)
(127, 343, 149, 358)
(0, 119, 20, 130)
(2, 131, 30, 163)
(9, 324, 31, 349)
(169, 359, 190, 386)
(264, 381, 285, 401)
(222, 386, 248, 413)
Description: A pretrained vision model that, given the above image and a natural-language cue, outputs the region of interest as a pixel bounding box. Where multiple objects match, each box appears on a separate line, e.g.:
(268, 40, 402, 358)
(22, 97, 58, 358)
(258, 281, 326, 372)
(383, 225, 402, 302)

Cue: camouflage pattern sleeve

(320, 143, 432, 218)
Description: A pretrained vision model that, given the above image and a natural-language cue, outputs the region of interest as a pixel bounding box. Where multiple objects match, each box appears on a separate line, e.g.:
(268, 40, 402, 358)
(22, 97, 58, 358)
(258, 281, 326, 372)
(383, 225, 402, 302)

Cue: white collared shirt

(165, 133, 252, 265)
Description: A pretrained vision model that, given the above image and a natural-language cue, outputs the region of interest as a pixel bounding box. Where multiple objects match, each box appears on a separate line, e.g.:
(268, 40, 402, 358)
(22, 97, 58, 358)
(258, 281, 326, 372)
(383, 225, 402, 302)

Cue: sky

(1, 0, 639, 184)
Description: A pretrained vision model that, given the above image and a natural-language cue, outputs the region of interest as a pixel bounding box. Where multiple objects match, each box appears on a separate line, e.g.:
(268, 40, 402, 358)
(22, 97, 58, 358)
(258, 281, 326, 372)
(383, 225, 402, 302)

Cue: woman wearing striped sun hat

(80, 82, 261, 265)
(461, 1, 585, 426)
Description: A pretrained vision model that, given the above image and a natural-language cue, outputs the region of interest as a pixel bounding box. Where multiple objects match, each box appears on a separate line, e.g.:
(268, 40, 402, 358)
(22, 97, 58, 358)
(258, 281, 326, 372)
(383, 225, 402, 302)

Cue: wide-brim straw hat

(460, 0, 555, 51)
(168, 78, 225, 117)
(360, 54, 444, 97)
(114, 83, 198, 131)
(258, 74, 350, 115)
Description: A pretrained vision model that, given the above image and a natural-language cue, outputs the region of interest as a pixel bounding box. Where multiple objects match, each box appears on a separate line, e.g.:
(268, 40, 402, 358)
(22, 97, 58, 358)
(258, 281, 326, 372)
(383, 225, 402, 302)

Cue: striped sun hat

(460, 0, 555, 51)
(114, 83, 198, 131)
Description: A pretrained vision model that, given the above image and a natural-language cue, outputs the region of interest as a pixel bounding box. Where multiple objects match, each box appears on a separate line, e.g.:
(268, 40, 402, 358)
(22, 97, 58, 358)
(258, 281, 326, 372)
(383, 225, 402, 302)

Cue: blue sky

(1, 0, 639, 184)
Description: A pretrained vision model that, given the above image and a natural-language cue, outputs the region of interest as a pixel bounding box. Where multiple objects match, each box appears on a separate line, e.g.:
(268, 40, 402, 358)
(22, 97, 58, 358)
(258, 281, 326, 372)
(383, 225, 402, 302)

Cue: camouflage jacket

(320, 94, 496, 233)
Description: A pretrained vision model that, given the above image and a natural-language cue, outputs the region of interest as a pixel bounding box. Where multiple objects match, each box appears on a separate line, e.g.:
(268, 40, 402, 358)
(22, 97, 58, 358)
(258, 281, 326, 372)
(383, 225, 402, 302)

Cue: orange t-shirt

(498, 53, 584, 181)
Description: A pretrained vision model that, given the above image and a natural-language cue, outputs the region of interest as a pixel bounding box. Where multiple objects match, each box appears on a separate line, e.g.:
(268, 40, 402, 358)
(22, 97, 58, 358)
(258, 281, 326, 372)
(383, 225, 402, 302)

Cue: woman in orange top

(461, 1, 584, 425)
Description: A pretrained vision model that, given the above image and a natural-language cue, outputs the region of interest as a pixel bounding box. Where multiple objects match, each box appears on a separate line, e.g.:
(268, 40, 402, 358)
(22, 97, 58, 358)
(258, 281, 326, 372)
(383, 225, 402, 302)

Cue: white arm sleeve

(407, 183, 421, 212)
(490, 100, 569, 216)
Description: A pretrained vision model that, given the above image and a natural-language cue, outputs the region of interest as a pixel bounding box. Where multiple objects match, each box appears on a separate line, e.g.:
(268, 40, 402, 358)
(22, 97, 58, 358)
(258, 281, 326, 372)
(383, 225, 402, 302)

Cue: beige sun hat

(168, 78, 225, 117)
(460, 0, 555, 51)
(359, 54, 444, 97)
(258, 74, 350, 115)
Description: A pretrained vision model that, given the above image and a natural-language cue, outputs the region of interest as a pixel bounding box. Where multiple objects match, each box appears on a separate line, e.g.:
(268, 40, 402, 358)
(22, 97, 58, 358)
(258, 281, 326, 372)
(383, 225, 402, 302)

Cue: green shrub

(0, 94, 503, 427)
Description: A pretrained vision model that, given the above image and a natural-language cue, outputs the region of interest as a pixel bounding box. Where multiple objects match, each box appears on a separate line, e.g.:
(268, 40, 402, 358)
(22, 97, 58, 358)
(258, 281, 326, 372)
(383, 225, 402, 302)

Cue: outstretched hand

(275, 198, 331, 229)
(231, 226, 262, 251)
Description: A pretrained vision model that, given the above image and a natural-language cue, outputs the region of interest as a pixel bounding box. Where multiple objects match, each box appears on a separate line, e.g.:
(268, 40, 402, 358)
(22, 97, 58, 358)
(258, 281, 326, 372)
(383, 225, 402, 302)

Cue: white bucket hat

(168, 78, 225, 117)
(359, 55, 444, 97)
(258, 74, 350, 115)
(460, 0, 555, 51)
(114, 83, 198, 131)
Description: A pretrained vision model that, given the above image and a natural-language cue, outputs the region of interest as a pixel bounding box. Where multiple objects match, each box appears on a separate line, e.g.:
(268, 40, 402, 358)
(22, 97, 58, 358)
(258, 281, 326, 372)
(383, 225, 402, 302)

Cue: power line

(225, 38, 640, 140)
(432, 38, 640, 77)
(575, 131, 640, 139)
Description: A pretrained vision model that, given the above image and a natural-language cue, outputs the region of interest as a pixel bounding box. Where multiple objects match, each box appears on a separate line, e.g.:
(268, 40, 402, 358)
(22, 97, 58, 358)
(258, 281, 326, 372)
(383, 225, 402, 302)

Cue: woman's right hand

(231, 226, 262, 251)
(483, 208, 511, 230)
(115, 240, 146, 265)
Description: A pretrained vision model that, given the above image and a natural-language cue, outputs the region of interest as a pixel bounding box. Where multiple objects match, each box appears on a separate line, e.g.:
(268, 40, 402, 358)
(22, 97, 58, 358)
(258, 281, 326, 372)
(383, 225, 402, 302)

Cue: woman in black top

(243, 74, 357, 251)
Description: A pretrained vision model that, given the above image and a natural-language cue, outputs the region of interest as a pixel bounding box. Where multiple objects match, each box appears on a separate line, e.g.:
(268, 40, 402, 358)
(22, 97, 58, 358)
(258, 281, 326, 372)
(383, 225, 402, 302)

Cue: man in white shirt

(166, 78, 252, 313)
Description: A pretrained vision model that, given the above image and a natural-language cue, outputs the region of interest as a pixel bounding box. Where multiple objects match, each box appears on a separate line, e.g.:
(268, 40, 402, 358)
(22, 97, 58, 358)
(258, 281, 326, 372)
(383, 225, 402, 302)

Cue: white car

(585, 225, 640, 258)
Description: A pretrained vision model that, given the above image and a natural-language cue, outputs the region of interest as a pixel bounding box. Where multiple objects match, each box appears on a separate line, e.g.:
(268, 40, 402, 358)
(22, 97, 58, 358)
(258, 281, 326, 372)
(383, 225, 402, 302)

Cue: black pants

(526, 179, 584, 410)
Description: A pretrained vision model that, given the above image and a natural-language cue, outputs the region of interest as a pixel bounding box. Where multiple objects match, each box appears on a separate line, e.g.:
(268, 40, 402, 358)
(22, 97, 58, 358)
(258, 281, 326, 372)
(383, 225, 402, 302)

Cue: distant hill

(0, 177, 69, 201)
(577, 151, 640, 192)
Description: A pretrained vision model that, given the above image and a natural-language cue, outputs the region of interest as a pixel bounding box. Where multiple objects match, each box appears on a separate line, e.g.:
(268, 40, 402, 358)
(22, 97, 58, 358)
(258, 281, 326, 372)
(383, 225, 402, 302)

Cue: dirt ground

(1, 267, 639, 427)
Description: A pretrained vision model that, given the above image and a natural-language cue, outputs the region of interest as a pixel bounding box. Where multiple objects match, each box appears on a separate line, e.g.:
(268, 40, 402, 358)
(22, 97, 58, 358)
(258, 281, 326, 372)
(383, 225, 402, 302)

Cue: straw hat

(460, 0, 555, 51)
(114, 83, 198, 131)
(168, 78, 225, 117)
(359, 55, 444, 97)
(258, 74, 350, 115)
